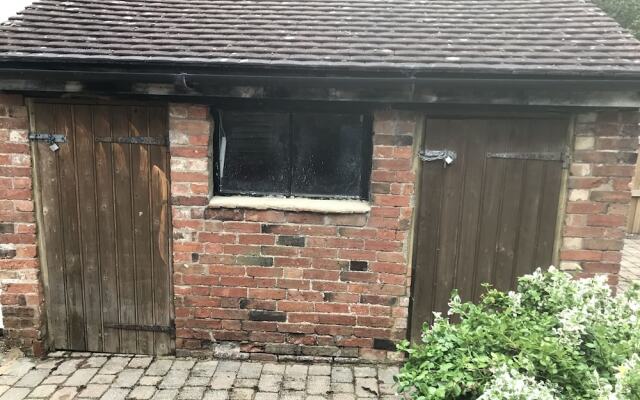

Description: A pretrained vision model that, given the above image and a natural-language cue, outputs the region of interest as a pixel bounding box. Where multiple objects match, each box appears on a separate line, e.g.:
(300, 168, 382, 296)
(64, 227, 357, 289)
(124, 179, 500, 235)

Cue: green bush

(594, 0, 640, 39)
(395, 268, 640, 399)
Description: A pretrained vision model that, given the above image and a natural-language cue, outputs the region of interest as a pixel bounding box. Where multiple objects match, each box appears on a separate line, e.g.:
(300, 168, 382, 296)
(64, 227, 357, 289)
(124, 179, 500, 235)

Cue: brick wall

(1, 97, 632, 360)
(0, 94, 45, 356)
(560, 110, 639, 285)
(169, 105, 418, 362)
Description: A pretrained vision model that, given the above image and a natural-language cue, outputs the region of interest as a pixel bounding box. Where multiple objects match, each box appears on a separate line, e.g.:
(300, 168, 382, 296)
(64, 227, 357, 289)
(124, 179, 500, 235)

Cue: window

(213, 110, 372, 199)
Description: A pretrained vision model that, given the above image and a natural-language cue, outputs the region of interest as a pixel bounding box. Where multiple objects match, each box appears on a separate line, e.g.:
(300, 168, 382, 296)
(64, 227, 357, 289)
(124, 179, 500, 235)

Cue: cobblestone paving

(0, 352, 403, 399)
(621, 235, 640, 292)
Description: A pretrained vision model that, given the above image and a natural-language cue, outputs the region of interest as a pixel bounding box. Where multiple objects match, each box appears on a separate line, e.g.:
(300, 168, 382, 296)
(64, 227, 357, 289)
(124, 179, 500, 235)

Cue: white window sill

(208, 196, 371, 214)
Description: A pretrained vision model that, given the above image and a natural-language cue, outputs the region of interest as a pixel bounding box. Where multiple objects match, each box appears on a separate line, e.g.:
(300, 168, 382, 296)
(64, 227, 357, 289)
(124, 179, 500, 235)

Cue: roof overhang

(1, 61, 640, 109)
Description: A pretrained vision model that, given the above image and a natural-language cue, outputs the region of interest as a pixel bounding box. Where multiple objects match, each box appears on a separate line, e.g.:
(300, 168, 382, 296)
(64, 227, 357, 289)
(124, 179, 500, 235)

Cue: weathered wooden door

(31, 101, 174, 355)
(626, 146, 640, 234)
(410, 117, 569, 340)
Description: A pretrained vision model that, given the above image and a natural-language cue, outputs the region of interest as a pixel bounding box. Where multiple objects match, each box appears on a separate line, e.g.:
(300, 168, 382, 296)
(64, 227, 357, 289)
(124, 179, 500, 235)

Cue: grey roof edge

(3, 55, 640, 82)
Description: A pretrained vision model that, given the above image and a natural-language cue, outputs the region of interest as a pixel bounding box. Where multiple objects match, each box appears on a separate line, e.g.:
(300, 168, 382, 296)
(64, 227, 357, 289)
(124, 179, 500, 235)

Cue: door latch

(29, 133, 66, 152)
(419, 149, 457, 167)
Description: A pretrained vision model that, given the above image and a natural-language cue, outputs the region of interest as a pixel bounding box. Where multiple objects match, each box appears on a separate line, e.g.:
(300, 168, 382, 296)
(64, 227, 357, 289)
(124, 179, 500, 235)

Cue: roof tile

(1, 0, 640, 76)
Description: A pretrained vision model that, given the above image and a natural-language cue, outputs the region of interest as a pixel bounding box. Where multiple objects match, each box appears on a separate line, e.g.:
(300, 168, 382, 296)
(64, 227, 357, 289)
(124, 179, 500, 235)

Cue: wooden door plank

(471, 124, 509, 301)
(506, 121, 543, 285)
(432, 123, 467, 315)
(149, 106, 173, 355)
(112, 106, 138, 354)
(628, 140, 640, 234)
(55, 104, 86, 350)
(535, 120, 569, 268)
(32, 102, 69, 349)
(130, 106, 154, 354)
(511, 164, 545, 283)
(93, 105, 121, 353)
(536, 163, 565, 267)
(492, 127, 527, 292)
(73, 105, 103, 352)
(409, 130, 445, 338)
(453, 121, 489, 302)
(629, 198, 640, 234)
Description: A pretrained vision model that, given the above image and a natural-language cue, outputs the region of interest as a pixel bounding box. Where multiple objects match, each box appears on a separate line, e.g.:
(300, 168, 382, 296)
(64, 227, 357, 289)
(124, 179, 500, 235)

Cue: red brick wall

(1, 97, 634, 360)
(560, 111, 639, 285)
(169, 106, 638, 361)
(169, 105, 417, 361)
(0, 94, 45, 356)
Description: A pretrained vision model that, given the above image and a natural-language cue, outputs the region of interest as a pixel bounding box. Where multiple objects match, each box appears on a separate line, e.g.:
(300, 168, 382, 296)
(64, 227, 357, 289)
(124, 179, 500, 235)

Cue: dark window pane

(218, 112, 290, 195)
(291, 113, 365, 198)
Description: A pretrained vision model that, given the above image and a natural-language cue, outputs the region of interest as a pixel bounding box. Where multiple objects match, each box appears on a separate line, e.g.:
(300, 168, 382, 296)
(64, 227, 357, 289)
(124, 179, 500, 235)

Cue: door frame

(27, 97, 176, 353)
(406, 111, 575, 341)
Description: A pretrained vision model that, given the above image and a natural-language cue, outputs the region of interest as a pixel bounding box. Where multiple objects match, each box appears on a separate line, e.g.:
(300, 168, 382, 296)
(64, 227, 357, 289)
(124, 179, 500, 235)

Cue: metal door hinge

(95, 136, 167, 146)
(419, 149, 457, 166)
(105, 323, 175, 334)
(487, 152, 570, 169)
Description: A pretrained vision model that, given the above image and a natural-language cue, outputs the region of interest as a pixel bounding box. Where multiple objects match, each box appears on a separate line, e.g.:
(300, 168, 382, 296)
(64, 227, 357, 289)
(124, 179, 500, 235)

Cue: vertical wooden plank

(472, 123, 509, 301)
(431, 121, 466, 316)
(454, 120, 489, 302)
(536, 120, 570, 268)
(93, 105, 120, 353)
(410, 120, 446, 339)
(504, 119, 547, 289)
(492, 126, 526, 292)
(73, 105, 103, 352)
(537, 166, 565, 267)
(628, 142, 640, 234)
(130, 106, 154, 354)
(534, 162, 562, 268)
(149, 106, 173, 355)
(112, 106, 138, 354)
(510, 160, 544, 288)
(629, 198, 640, 234)
(56, 104, 86, 350)
(32, 103, 69, 349)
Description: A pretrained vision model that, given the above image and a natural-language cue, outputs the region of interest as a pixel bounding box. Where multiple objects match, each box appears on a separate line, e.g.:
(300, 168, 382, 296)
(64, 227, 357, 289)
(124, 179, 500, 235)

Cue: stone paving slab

(0, 352, 404, 399)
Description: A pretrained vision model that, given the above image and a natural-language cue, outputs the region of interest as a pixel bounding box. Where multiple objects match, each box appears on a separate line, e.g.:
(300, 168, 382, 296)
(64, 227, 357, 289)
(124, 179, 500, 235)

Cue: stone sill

(208, 196, 371, 214)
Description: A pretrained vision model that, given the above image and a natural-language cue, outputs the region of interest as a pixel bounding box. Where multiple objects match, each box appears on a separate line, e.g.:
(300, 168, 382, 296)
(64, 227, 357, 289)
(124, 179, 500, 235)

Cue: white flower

(479, 365, 558, 400)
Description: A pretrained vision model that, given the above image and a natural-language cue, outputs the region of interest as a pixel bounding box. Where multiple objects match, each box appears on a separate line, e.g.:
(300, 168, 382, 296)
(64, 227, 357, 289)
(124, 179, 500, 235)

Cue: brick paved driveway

(0, 352, 402, 400)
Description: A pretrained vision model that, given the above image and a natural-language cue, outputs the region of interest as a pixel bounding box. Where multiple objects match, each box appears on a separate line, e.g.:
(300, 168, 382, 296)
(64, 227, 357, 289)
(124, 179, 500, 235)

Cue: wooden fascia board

(0, 69, 639, 108)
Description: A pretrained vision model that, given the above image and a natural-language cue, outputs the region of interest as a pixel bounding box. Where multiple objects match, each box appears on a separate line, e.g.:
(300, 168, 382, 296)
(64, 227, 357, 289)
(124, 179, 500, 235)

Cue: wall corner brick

(560, 110, 638, 287)
(0, 93, 46, 356)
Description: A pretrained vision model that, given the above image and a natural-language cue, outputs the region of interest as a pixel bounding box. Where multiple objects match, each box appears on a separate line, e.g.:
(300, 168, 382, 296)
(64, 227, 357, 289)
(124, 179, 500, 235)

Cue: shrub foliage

(396, 268, 640, 399)
(594, 0, 640, 38)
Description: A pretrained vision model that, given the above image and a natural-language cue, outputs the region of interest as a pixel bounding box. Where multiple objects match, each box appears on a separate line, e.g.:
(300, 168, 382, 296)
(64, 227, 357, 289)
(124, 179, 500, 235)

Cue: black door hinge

(105, 323, 175, 334)
(487, 152, 570, 169)
(95, 136, 167, 146)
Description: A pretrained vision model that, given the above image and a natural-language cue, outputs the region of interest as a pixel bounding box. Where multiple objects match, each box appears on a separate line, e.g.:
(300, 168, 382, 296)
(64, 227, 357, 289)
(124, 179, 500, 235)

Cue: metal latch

(29, 133, 66, 152)
(419, 148, 457, 167)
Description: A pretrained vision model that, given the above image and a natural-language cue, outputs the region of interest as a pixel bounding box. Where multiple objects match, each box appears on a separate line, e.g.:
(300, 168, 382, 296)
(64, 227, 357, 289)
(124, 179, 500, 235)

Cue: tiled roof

(2, 0, 640, 77)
